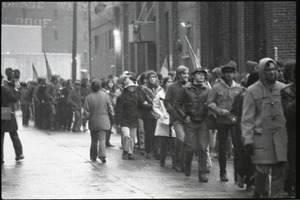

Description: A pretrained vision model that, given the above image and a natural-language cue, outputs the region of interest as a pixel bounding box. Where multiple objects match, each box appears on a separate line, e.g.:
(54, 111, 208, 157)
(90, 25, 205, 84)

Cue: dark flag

(32, 63, 38, 81)
(43, 51, 53, 81)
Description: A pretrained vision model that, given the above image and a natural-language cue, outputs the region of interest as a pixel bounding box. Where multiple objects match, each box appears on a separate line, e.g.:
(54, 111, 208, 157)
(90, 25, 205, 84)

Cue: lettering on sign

(56, 2, 73, 11)
(3, 2, 44, 9)
(15, 17, 52, 28)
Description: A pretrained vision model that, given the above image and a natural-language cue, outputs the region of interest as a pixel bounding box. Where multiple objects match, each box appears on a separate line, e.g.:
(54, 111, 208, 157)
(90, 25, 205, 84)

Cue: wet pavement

(2, 111, 254, 199)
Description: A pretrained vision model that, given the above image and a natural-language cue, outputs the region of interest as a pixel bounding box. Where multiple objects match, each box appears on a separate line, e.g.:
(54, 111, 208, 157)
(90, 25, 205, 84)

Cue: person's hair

(246, 70, 259, 88)
(107, 79, 116, 93)
(91, 80, 101, 92)
(283, 59, 296, 83)
(161, 76, 171, 90)
(157, 73, 163, 82)
(101, 81, 106, 89)
(137, 72, 146, 85)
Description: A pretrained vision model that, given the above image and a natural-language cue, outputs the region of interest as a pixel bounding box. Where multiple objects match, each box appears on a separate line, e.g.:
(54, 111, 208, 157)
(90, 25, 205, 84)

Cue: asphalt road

(2, 111, 255, 199)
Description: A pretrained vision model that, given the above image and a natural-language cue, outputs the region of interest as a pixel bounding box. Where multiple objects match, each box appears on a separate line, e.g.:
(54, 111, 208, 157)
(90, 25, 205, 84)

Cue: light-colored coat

(241, 58, 287, 164)
(153, 90, 175, 137)
(83, 90, 114, 131)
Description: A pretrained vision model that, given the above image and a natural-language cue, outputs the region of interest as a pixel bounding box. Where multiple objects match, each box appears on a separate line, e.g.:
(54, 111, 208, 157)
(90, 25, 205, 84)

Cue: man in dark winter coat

(45, 75, 62, 131)
(1, 73, 24, 164)
(174, 68, 211, 182)
(280, 60, 296, 198)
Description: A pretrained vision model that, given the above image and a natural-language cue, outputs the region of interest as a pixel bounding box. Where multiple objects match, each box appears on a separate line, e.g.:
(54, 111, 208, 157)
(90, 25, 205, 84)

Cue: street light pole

(88, 2, 92, 79)
(72, 1, 77, 82)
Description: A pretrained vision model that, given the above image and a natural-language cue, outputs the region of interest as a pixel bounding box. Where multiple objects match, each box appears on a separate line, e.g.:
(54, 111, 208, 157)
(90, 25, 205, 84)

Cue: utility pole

(72, 2, 77, 82)
(88, 2, 92, 79)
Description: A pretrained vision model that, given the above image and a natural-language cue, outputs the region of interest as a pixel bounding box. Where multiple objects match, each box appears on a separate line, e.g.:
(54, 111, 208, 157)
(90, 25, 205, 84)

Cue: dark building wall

(263, 2, 296, 61)
(90, 2, 296, 78)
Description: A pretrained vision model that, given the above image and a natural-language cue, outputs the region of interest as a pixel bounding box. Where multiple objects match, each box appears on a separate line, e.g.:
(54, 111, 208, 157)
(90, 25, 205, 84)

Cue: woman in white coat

(153, 76, 176, 167)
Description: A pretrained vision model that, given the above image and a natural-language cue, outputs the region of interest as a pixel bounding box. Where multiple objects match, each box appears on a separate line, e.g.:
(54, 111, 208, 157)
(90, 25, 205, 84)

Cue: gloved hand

(244, 143, 254, 156)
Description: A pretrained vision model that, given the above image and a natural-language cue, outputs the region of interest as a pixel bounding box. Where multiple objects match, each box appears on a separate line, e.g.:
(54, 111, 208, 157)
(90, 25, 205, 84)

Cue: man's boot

(184, 151, 193, 177)
(173, 141, 182, 172)
(171, 155, 176, 169)
(178, 140, 185, 172)
(198, 171, 208, 182)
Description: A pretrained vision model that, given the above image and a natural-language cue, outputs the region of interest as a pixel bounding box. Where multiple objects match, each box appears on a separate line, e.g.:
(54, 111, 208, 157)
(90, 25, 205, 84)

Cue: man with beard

(164, 65, 189, 172)
(242, 58, 287, 198)
(207, 63, 243, 182)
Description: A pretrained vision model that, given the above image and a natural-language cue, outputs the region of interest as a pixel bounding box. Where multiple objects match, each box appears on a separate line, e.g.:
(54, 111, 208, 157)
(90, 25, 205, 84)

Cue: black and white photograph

(1, 1, 297, 199)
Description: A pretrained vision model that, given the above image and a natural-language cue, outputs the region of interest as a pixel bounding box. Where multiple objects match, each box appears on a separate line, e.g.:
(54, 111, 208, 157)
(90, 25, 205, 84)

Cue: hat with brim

(74, 80, 81, 86)
(221, 64, 236, 73)
(192, 68, 207, 75)
(124, 78, 137, 88)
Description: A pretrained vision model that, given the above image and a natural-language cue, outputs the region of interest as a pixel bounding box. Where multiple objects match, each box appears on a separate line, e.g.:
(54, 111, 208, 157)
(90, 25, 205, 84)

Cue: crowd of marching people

(1, 57, 296, 198)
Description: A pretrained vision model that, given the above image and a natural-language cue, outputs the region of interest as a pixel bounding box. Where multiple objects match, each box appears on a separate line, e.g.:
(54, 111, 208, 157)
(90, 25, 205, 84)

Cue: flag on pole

(43, 51, 52, 81)
(32, 63, 38, 81)
(160, 56, 169, 78)
(184, 36, 201, 69)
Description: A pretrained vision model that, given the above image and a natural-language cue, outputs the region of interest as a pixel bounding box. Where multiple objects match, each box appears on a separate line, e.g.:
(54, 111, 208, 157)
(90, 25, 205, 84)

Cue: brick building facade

(91, 2, 296, 77)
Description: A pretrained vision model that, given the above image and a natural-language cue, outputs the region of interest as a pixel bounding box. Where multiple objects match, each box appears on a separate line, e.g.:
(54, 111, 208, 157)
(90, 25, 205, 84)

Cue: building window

(109, 30, 114, 50)
(94, 35, 99, 54)
(84, 50, 88, 62)
(54, 10, 58, 19)
(22, 8, 26, 18)
(54, 30, 58, 40)
(84, 32, 88, 41)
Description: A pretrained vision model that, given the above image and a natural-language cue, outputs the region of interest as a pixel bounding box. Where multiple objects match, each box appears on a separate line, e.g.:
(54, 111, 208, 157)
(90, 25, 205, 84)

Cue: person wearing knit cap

(207, 62, 243, 182)
(116, 78, 138, 160)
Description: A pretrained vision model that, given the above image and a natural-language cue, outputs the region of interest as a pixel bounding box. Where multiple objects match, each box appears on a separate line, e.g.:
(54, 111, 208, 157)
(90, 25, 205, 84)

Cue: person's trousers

(254, 162, 287, 198)
(137, 118, 145, 149)
(105, 126, 112, 145)
(21, 104, 30, 125)
(159, 136, 175, 162)
(72, 109, 82, 131)
(184, 121, 209, 173)
(90, 130, 106, 159)
(283, 141, 296, 196)
(173, 122, 186, 170)
(34, 102, 42, 128)
(144, 119, 157, 154)
(216, 123, 240, 175)
(121, 127, 137, 154)
(49, 104, 61, 130)
(1, 131, 23, 161)
(60, 104, 72, 130)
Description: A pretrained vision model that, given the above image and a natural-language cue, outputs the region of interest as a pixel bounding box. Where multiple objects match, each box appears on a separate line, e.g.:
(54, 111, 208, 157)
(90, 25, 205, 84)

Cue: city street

(2, 111, 254, 199)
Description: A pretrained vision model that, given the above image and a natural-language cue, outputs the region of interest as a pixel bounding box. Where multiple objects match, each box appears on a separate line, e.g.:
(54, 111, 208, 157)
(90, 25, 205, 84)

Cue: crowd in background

(1, 57, 296, 198)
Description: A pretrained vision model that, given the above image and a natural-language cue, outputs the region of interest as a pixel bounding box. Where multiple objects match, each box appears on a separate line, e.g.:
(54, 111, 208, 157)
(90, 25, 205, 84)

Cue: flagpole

(184, 36, 201, 69)
(72, 2, 77, 82)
